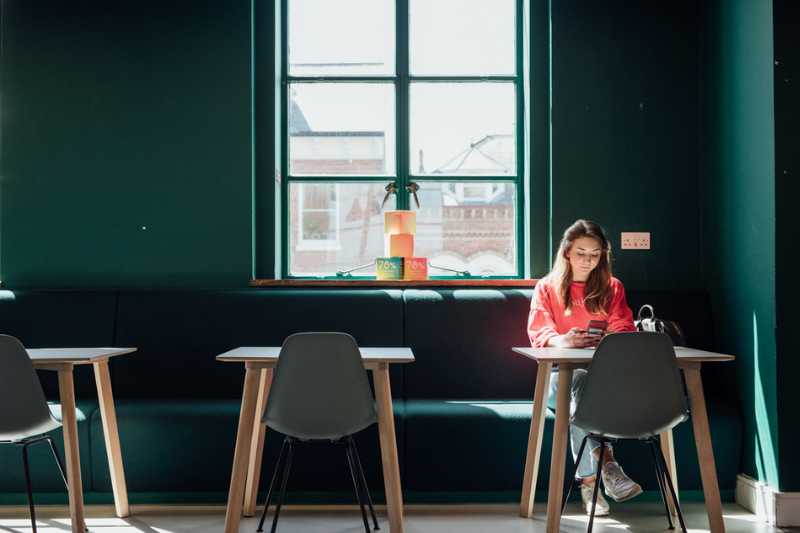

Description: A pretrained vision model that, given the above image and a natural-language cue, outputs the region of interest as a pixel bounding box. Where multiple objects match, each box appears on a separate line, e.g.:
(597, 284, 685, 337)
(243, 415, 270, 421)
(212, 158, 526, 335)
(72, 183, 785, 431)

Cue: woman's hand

(548, 327, 601, 349)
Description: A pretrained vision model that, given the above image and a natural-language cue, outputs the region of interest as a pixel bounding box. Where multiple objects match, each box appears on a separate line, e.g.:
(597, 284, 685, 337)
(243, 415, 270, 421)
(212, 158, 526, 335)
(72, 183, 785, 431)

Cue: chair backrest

(262, 332, 378, 441)
(570, 331, 689, 440)
(0, 335, 62, 442)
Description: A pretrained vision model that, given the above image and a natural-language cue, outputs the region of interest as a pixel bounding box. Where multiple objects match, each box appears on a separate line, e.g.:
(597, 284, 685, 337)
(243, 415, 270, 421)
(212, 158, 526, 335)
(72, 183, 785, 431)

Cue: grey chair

(562, 331, 690, 533)
(256, 332, 380, 533)
(0, 335, 70, 533)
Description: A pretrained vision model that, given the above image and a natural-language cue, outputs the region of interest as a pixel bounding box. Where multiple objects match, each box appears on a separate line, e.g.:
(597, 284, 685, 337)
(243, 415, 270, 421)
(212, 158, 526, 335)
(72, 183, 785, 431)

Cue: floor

(0, 502, 796, 533)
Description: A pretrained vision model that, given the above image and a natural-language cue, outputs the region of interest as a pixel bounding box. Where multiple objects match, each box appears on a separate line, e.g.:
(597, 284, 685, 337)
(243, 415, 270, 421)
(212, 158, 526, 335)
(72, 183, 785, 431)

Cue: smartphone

(586, 320, 608, 337)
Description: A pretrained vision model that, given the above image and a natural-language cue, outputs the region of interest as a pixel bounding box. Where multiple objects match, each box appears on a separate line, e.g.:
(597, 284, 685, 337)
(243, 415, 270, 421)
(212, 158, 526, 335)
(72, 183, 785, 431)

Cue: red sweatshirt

(528, 276, 636, 348)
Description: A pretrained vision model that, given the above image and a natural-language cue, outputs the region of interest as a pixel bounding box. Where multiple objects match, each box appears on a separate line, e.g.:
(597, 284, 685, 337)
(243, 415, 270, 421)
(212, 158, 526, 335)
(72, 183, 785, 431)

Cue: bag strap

(637, 304, 655, 322)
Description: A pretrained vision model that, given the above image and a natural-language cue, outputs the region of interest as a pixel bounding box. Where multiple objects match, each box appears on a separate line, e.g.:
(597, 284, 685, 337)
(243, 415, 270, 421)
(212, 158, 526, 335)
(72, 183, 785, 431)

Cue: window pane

(289, 0, 395, 76)
(289, 182, 396, 276)
(412, 182, 517, 276)
(410, 83, 516, 176)
(290, 83, 396, 176)
(409, 0, 515, 76)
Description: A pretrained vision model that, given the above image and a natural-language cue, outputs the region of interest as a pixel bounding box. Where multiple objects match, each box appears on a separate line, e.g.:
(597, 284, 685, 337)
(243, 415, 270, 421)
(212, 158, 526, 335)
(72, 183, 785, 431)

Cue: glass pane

(289, 182, 396, 276)
(290, 83, 396, 176)
(412, 182, 517, 276)
(409, 0, 515, 76)
(410, 83, 516, 176)
(289, 0, 395, 76)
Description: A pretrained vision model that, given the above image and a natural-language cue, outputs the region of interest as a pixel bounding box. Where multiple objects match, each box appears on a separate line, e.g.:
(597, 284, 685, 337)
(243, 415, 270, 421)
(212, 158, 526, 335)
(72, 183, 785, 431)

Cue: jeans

(547, 369, 611, 480)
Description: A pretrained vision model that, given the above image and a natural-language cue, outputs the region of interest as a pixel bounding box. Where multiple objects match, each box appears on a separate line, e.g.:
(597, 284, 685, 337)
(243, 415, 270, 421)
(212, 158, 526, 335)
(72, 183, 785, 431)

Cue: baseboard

(735, 474, 800, 527)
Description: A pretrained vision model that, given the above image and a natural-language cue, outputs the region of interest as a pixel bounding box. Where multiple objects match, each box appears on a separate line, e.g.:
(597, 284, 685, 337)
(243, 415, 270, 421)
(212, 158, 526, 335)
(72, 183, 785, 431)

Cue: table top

(217, 346, 415, 364)
(28, 347, 137, 364)
(513, 345, 735, 363)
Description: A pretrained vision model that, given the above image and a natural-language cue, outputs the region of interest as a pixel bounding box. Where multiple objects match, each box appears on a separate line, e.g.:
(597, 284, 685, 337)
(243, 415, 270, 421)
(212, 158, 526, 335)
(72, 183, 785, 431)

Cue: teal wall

(700, 0, 778, 489)
(549, 1, 702, 288)
(0, 0, 254, 288)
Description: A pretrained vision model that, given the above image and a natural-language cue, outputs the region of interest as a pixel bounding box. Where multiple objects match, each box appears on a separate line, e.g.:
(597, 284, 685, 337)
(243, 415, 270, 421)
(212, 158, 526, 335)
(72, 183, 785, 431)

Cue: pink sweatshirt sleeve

(607, 278, 636, 332)
(527, 281, 560, 347)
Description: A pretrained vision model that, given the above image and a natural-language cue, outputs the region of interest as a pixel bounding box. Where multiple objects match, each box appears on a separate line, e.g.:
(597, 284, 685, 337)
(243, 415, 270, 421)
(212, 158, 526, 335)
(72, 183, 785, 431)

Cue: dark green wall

(774, 0, 800, 493)
(549, 1, 702, 288)
(0, 0, 253, 288)
(700, 0, 778, 488)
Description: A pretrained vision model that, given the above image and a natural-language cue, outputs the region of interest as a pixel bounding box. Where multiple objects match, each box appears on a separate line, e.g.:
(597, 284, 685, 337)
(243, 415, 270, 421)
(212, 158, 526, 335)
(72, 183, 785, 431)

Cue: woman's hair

(549, 219, 613, 316)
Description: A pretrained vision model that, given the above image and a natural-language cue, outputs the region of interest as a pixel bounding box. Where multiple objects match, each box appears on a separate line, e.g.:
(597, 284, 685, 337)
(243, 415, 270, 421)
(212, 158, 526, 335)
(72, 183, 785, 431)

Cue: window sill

(250, 279, 538, 288)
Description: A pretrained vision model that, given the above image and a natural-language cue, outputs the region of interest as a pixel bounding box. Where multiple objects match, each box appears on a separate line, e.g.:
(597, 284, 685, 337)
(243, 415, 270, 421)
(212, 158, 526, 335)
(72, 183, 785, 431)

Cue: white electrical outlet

(621, 232, 650, 250)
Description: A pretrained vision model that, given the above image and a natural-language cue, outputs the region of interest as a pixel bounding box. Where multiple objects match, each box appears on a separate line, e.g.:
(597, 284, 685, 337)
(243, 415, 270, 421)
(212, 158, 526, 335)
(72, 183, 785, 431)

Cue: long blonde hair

(549, 220, 613, 316)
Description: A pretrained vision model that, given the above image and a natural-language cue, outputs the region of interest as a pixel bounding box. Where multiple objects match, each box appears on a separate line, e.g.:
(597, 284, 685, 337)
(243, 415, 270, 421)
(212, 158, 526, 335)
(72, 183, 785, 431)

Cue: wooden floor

(0, 502, 795, 533)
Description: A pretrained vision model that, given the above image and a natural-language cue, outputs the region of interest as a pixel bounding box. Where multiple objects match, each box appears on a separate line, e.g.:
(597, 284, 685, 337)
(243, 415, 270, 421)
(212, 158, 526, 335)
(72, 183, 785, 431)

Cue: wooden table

(217, 346, 414, 533)
(29, 348, 136, 533)
(513, 345, 734, 533)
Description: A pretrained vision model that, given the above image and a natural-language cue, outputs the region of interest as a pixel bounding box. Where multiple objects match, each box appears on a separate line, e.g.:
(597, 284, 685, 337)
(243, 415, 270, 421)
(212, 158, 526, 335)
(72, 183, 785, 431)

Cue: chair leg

(562, 435, 590, 515)
(257, 437, 290, 533)
(21, 440, 39, 533)
(648, 439, 675, 530)
(46, 437, 69, 491)
(344, 438, 371, 533)
(587, 440, 606, 533)
(350, 438, 380, 530)
(269, 438, 296, 533)
(653, 440, 688, 533)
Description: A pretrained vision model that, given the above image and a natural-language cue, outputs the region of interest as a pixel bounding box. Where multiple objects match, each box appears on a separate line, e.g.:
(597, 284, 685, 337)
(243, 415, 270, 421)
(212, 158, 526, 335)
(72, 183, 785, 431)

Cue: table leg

(93, 360, 130, 518)
(57, 366, 86, 533)
(660, 428, 679, 516)
(684, 364, 726, 533)
(520, 362, 552, 518)
(545, 364, 572, 533)
(373, 363, 404, 533)
(224, 366, 263, 533)
(244, 368, 272, 517)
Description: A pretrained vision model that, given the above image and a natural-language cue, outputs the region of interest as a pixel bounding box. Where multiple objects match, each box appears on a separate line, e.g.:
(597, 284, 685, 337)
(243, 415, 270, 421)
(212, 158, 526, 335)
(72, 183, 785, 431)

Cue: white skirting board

(736, 474, 800, 527)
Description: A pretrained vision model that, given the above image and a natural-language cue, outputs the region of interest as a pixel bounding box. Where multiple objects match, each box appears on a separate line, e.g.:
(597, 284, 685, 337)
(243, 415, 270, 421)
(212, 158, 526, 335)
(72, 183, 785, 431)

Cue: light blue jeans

(547, 369, 612, 480)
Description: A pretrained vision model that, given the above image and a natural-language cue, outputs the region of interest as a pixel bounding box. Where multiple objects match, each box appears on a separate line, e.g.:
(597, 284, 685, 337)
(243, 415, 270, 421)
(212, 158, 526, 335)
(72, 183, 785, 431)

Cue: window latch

(406, 182, 420, 208)
(381, 182, 398, 209)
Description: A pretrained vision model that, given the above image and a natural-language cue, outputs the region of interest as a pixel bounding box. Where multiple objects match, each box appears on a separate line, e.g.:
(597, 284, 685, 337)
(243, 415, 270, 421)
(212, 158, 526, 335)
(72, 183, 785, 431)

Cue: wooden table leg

(520, 362, 552, 518)
(373, 363, 404, 533)
(224, 365, 264, 533)
(660, 428, 679, 516)
(545, 364, 572, 533)
(57, 365, 86, 533)
(684, 364, 726, 533)
(93, 360, 130, 518)
(244, 368, 272, 517)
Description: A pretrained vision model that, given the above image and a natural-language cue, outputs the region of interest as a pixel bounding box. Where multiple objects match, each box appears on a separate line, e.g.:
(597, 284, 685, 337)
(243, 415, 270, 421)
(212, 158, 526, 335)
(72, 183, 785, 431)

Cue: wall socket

(621, 232, 650, 250)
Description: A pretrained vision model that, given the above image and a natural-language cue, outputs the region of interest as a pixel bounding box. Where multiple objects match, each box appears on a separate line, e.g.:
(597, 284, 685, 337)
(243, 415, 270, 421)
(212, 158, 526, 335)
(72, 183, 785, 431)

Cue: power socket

(621, 232, 650, 250)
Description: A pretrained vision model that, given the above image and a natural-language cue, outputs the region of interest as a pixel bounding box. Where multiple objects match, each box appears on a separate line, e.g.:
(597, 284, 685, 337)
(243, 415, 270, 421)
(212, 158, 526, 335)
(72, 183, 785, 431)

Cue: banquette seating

(0, 288, 741, 505)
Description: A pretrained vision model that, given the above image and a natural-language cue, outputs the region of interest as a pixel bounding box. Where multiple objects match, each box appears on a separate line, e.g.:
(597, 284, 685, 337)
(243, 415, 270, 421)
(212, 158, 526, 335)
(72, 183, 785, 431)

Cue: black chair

(256, 332, 381, 533)
(561, 331, 690, 533)
(0, 335, 71, 533)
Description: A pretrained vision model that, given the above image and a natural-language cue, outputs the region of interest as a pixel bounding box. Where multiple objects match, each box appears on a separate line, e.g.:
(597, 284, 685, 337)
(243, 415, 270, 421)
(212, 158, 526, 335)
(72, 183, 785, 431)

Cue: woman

(527, 219, 641, 516)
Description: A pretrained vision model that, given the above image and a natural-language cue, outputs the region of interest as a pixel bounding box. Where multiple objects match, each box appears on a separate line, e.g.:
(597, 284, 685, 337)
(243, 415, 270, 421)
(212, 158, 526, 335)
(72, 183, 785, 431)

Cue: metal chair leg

(46, 437, 69, 490)
(587, 440, 606, 533)
(21, 440, 39, 533)
(269, 438, 296, 533)
(257, 437, 290, 533)
(344, 439, 371, 533)
(653, 440, 688, 533)
(562, 435, 590, 515)
(648, 439, 675, 529)
(350, 438, 379, 530)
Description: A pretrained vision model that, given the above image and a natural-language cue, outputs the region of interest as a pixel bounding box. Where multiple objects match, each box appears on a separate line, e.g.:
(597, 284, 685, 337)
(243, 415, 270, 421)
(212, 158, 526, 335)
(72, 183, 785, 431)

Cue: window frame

(279, 0, 527, 280)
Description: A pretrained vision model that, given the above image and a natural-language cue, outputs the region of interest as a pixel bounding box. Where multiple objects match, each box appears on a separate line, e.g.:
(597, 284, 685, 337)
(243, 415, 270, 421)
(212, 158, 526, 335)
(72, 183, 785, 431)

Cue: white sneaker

(602, 462, 643, 502)
(580, 481, 610, 516)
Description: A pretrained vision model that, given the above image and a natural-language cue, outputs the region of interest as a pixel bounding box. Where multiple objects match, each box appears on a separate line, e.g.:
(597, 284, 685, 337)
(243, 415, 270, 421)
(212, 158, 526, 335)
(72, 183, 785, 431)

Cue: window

(282, 0, 524, 278)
